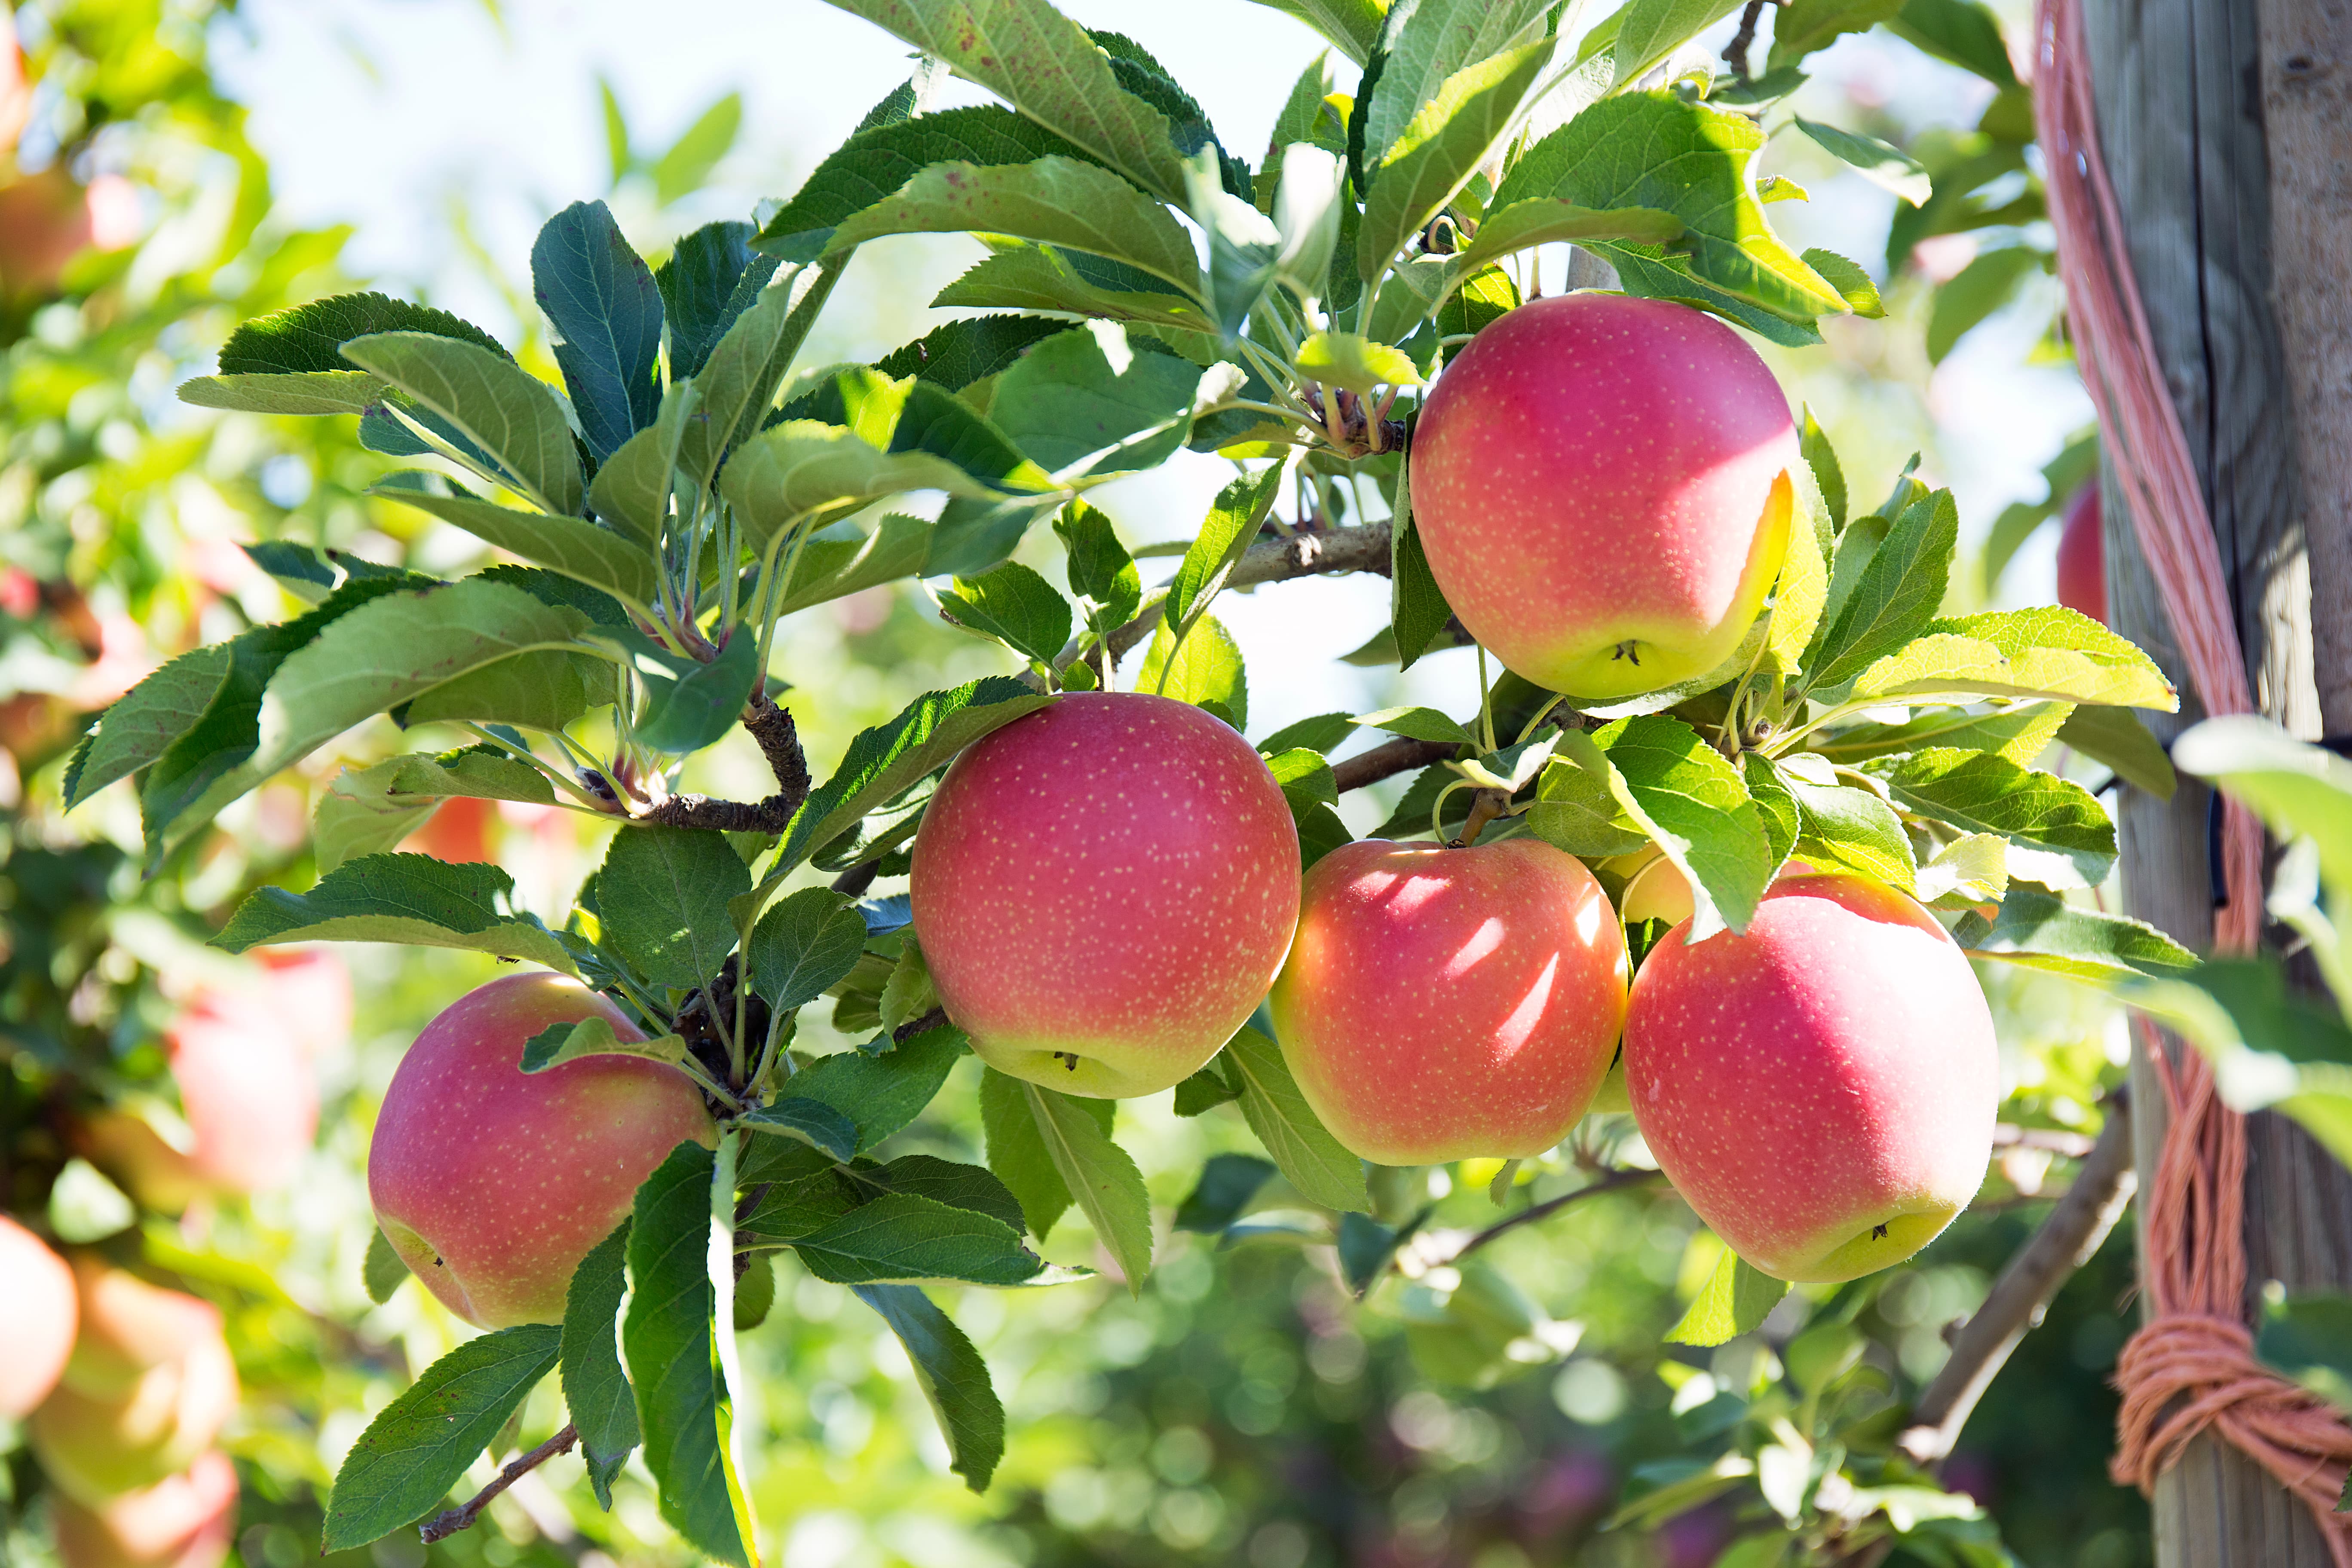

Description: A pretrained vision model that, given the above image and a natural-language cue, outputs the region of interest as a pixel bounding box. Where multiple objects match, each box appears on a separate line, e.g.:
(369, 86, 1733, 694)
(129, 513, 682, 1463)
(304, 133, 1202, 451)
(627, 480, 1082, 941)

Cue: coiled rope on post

(2033, 0, 2352, 1551)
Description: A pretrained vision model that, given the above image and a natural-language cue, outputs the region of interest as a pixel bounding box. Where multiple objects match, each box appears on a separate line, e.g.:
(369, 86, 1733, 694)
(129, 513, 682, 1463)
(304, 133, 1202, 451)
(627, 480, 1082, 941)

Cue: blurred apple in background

(31, 1260, 239, 1504)
(49, 1450, 237, 1568)
(0, 1214, 77, 1418)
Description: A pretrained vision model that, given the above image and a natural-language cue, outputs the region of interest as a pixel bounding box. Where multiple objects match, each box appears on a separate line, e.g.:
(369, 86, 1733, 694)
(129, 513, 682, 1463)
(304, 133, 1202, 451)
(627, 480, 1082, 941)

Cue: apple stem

(417, 1423, 579, 1544)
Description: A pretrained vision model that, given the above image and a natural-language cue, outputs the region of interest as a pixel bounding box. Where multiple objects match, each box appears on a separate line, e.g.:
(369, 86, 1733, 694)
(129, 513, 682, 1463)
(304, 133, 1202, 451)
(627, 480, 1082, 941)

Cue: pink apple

(1409, 293, 1801, 700)
(31, 1261, 239, 1504)
(165, 992, 316, 1196)
(0, 1215, 76, 1418)
(1268, 837, 1630, 1164)
(2056, 482, 2105, 626)
(368, 971, 716, 1328)
(1624, 873, 1998, 1282)
(911, 692, 1300, 1097)
(49, 1451, 237, 1568)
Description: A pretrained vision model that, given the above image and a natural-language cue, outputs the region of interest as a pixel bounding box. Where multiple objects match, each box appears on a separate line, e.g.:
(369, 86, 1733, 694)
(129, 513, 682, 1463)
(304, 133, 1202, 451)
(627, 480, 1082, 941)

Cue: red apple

(910, 692, 1300, 1097)
(1624, 873, 1998, 1282)
(368, 971, 716, 1328)
(402, 794, 498, 863)
(1409, 294, 1800, 701)
(165, 992, 316, 1196)
(31, 1261, 239, 1504)
(0, 1216, 76, 1418)
(49, 1451, 237, 1568)
(2056, 482, 2105, 625)
(1268, 837, 1629, 1164)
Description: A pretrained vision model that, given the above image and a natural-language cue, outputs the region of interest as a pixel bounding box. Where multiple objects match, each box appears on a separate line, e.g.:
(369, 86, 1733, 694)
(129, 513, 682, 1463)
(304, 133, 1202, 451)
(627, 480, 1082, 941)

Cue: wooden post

(2079, 0, 2352, 1560)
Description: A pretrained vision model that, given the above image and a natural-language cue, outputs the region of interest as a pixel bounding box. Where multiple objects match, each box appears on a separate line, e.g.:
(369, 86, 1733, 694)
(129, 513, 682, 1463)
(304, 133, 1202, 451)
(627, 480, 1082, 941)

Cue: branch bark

(641, 695, 812, 833)
(1333, 735, 1461, 793)
(1897, 1099, 2139, 1465)
(1102, 523, 1394, 665)
(417, 1424, 579, 1544)
(1410, 1167, 1663, 1272)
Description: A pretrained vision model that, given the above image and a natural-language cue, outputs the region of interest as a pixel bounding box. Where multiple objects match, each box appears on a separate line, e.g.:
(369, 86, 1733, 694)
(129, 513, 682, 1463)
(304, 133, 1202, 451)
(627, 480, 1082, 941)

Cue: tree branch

(1408, 1167, 1663, 1273)
(417, 1424, 579, 1544)
(1896, 1096, 2138, 1464)
(1333, 735, 1461, 793)
(1102, 523, 1395, 665)
(641, 695, 812, 833)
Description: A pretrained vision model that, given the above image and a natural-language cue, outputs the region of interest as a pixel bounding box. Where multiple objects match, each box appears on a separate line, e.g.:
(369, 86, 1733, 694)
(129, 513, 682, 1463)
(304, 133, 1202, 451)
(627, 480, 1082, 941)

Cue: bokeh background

(0, 2, 2141, 1565)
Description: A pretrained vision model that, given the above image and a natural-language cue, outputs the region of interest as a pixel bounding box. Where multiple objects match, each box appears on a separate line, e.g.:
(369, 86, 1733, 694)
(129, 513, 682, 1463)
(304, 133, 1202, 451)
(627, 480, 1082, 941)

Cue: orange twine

(2034, 0, 2352, 1551)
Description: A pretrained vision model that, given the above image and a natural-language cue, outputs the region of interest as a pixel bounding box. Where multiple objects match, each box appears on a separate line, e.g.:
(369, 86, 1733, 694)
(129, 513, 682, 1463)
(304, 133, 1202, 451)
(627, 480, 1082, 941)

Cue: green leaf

(1926, 246, 2043, 364)
(656, 221, 779, 382)
(1561, 717, 1776, 937)
(1444, 200, 1685, 279)
(775, 678, 1056, 873)
(1805, 488, 1958, 692)
(2058, 704, 2177, 800)
(1782, 772, 1917, 894)
(1225, 1025, 1371, 1213)
(1173, 1152, 1278, 1232)
(1390, 449, 1455, 672)
(823, 0, 1189, 199)
(759, 106, 1090, 261)
(1495, 91, 1848, 324)
(853, 1285, 1006, 1491)
(738, 1098, 861, 1164)
(653, 92, 744, 206)
(531, 200, 663, 462)
(1800, 406, 1848, 530)
(1166, 462, 1289, 649)
(1056, 498, 1142, 639)
(363, 1228, 410, 1305)
(1266, 748, 1341, 824)
(979, 1066, 1108, 1240)
(63, 643, 233, 809)
(1295, 331, 1422, 395)
(1363, 0, 1551, 169)
(1793, 117, 1931, 205)
(1358, 40, 1556, 285)
(1529, 753, 1650, 857)
(339, 332, 583, 516)
(787, 1028, 966, 1154)
(748, 887, 871, 1013)
(719, 421, 994, 554)
(1823, 705, 2057, 772)
(218, 290, 510, 374)
(312, 761, 437, 875)
(1744, 752, 1801, 867)
(932, 242, 1216, 333)
(588, 382, 694, 548)
(825, 156, 1201, 300)
(518, 1017, 692, 1074)
(1353, 705, 1479, 749)
(1272, 143, 1345, 300)
(1890, 0, 2018, 86)
(369, 489, 661, 612)
(599, 827, 750, 989)
(1019, 1080, 1154, 1289)
(1182, 147, 1281, 337)
(1767, 0, 1904, 69)
(1914, 831, 2009, 908)
(987, 324, 1205, 481)
(1950, 885, 2195, 982)
(624, 1142, 753, 1568)
(1611, 0, 1744, 87)
(320, 1326, 562, 1550)
(560, 1222, 639, 1508)
(2172, 716, 2352, 891)
(1849, 607, 2176, 710)
(622, 628, 764, 757)
(1173, 1058, 1245, 1118)
(1139, 611, 1247, 729)
(1764, 478, 1830, 678)
(1663, 1246, 1789, 1345)
(1802, 248, 1885, 318)
(876, 314, 1071, 392)
(773, 513, 934, 617)
(852, 1155, 1028, 1234)
(677, 261, 846, 500)
(790, 1192, 1045, 1286)
(1874, 748, 2114, 889)
(213, 853, 576, 973)
(178, 370, 389, 416)
(1246, 0, 1386, 61)
(388, 744, 559, 806)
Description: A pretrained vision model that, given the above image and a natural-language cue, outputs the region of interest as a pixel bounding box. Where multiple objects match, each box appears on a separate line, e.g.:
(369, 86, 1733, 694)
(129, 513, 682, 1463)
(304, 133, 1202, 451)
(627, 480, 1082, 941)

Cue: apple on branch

(1409, 294, 1800, 701)
(912, 692, 1300, 1098)
(1270, 838, 1629, 1164)
(368, 971, 715, 1328)
(1624, 872, 2000, 1282)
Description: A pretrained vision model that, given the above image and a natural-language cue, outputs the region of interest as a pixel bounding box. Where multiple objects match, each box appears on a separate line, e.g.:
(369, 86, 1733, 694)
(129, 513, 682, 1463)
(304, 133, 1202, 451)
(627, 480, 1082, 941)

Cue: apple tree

(22, 0, 2221, 1563)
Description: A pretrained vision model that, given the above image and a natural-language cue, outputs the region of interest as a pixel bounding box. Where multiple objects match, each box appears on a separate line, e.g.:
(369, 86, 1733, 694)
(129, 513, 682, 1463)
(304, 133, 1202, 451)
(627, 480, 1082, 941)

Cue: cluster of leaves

(44, 0, 2189, 1560)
